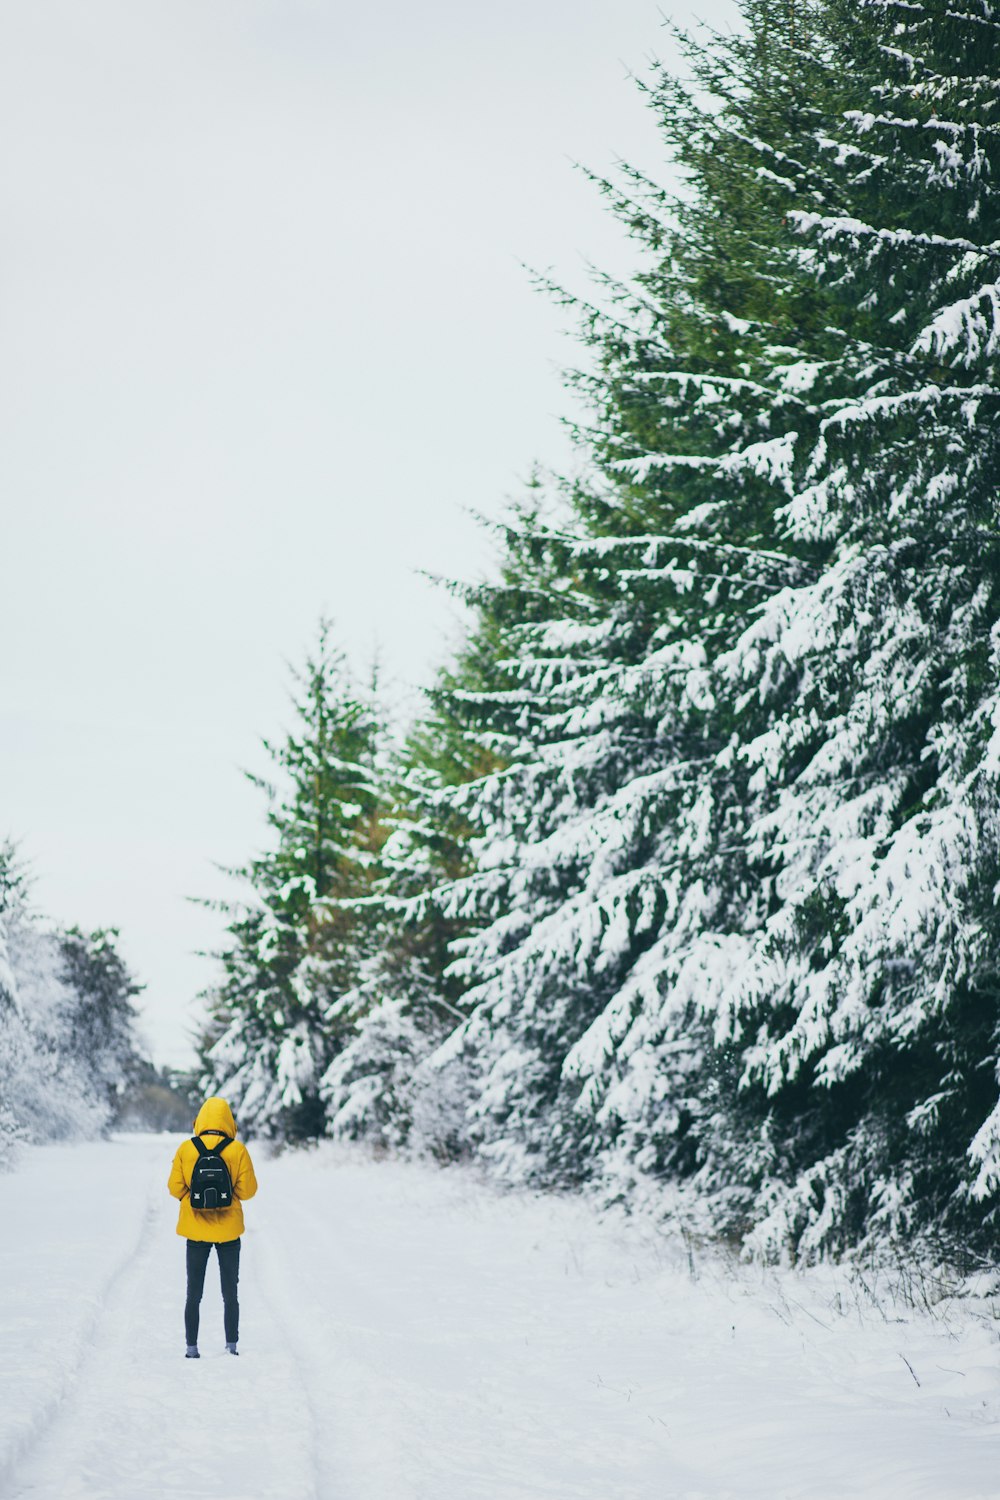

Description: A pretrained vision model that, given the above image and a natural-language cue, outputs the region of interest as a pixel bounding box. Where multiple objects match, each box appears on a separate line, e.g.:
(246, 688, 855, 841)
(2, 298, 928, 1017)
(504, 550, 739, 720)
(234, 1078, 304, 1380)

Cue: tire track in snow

(255, 1154, 720, 1500)
(251, 1178, 404, 1500)
(3, 1170, 170, 1500)
(0, 1154, 161, 1498)
(246, 1206, 326, 1500)
(253, 1167, 507, 1500)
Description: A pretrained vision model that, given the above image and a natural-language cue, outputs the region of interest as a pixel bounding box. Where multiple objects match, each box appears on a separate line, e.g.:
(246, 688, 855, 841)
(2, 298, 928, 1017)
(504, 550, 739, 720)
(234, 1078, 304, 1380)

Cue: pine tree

(202, 622, 387, 1138)
(58, 928, 145, 1119)
(401, 1, 840, 1190)
(218, 0, 1000, 1261)
(391, 0, 1000, 1261)
(683, 0, 1000, 1257)
(0, 870, 27, 1167)
(0, 844, 147, 1150)
(321, 522, 534, 1150)
(519, 0, 1000, 1256)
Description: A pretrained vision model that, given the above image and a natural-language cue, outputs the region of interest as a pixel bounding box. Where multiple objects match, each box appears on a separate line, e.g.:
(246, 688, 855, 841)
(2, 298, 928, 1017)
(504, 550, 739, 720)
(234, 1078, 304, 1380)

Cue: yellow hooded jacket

(168, 1096, 258, 1243)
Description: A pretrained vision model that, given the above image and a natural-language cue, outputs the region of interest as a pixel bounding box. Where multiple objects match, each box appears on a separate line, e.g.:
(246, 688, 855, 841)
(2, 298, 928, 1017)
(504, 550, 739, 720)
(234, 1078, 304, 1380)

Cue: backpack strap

(191, 1134, 232, 1157)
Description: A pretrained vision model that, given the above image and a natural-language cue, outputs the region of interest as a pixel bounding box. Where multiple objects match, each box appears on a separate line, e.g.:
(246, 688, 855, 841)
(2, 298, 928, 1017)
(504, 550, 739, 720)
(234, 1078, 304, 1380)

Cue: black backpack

(189, 1134, 234, 1211)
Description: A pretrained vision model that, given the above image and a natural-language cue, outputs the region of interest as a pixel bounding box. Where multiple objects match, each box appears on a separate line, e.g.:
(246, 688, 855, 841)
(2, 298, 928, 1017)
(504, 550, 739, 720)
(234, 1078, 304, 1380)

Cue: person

(168, 1095, 258, 1360)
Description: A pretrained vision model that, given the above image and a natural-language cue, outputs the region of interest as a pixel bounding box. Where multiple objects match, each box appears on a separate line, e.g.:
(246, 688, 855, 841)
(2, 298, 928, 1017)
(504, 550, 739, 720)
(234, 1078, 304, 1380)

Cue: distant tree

(58, 927, 145, 1117)
(117, 1063, 201, 1133)
(0, 843, 148, 1156)
(320, 500, 558, 1151)
(202, 621, 388, 1138)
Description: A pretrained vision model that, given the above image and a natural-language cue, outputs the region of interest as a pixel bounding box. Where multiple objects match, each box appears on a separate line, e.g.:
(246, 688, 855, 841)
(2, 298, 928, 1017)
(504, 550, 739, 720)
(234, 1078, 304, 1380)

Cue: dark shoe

(226, 1342, 239, 1356)
(185, 1345, 200, 1359)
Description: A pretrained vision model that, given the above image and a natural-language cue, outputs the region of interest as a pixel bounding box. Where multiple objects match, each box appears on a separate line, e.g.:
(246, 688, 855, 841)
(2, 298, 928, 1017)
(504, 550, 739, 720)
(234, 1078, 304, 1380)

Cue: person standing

(168, 1095, 258, 1359)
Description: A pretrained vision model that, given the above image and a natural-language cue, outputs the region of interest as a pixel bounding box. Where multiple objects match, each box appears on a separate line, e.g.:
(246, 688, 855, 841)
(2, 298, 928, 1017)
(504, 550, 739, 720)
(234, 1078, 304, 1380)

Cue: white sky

(1, 0, 737, 1067)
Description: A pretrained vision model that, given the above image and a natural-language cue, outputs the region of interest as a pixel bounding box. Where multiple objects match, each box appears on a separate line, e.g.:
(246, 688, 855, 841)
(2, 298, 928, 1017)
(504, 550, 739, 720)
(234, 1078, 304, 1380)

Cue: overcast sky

(1, 0, 737, 1067)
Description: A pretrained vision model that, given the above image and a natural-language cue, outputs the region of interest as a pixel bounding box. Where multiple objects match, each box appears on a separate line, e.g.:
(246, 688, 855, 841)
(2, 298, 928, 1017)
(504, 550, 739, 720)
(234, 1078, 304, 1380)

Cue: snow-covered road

(0, 1136, 998, 1499)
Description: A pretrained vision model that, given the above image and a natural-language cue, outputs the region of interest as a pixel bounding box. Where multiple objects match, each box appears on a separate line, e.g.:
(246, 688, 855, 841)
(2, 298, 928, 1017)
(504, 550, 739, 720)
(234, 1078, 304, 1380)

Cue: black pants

(185, 1238, 241, 1346)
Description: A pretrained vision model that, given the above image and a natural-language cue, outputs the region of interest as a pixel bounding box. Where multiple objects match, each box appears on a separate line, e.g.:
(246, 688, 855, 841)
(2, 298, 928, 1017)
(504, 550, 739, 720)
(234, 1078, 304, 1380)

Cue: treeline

(0, 846, 153, 1165)
(200, 0, 1000, 1260)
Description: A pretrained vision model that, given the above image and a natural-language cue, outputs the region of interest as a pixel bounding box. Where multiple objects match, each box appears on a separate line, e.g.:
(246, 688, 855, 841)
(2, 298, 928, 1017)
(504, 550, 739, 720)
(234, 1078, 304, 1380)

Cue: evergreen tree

(321, 524, 533, 1150)
(428, 0, 1000, 1257)
(0, 843, 147, 1152)
(203, 622, 387, 1138)
(389, 0, 1000, 1261)
(58, 928, 145, 1119)
(0, 879, 27, 1167)
(684, 0, 1000, 1257)
(208, 0, 1000, 1262)
(402, 0, 837, 1189)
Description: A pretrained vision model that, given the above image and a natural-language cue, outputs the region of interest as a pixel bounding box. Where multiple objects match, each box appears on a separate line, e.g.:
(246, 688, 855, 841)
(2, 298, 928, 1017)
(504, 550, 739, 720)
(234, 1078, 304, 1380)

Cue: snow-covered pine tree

(202, 622, 387, 1139)
(58, 927, 145, 1118)
(254, 0, 1000, 1262)
(0, 879, 27, 1168)
(321, 509, 548, 1150)
(674, 0, 1000, 1258)
(0, 844, 146, 1152)
(404, 2, 839, 1188)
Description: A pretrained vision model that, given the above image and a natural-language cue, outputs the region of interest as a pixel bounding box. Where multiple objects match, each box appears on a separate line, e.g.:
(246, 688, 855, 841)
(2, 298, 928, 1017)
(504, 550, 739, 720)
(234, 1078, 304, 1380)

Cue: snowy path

(0, 1138, 314, 1500)
(1, 1138, 999, 1499)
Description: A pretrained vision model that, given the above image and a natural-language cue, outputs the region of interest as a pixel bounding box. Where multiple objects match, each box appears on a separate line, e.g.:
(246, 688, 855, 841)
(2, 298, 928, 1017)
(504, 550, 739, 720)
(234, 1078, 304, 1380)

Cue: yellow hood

(193, 1096, 238, 1138)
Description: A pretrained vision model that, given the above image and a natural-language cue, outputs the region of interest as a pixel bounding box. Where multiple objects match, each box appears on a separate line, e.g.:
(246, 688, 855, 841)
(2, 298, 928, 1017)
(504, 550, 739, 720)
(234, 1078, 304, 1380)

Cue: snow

(914, 282, 1000, 366)
(788, 209, 983, 254)
(2, 1137, 1000, 1499)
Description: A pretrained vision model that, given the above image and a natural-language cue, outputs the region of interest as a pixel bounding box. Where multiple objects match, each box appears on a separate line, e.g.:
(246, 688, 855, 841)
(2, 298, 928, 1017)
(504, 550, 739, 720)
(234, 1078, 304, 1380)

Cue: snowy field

(1, 1138, 999, 1499)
